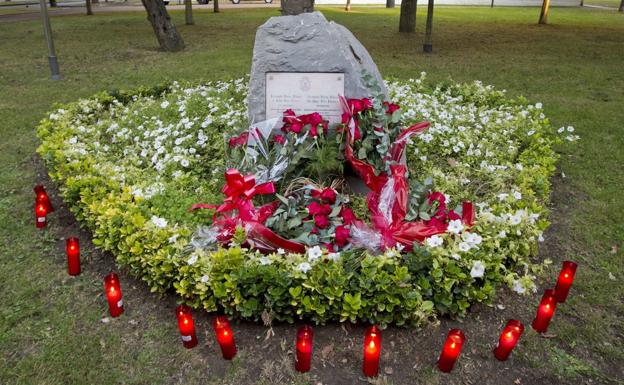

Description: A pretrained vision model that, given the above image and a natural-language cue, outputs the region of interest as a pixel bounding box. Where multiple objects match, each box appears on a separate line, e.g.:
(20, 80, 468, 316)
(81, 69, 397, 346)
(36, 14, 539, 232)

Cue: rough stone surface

(247, 11, 388, 123)
(281, 0, 315, 15)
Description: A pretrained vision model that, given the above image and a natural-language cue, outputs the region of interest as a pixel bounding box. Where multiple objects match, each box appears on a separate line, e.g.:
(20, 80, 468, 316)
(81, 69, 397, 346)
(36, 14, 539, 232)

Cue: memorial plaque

(265, 72, 345, 125)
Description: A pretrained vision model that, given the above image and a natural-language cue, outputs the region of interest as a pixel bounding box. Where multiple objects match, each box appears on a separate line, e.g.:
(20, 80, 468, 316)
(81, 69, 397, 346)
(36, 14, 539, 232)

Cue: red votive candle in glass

(493, 319, 524, 361)
(66, 237, 80, 276)
(437, 329, 465, 373)
(34, 202, 48, 229)
(34, 185, 54, 213)
(554, 261, 578, 303)
(532, 289, 556, 333)
(103, 272, 124, 317)
(362, 325, 382, 377)
(295, 325, 313, 373)
(212, 316, 237, 359)
(175, 304, 198, 349)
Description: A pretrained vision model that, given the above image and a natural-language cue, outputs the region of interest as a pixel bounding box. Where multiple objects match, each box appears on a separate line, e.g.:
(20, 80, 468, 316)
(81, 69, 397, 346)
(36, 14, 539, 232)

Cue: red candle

(34, 185, 54, 213)
(493, 319, 524, 361)
(66, 237, 81, 276)
(103, 272, 124, 317)
(175, 304, 198, 349)
(212, 316, 237, 359)
(437, 329, 465, 373)
(295, 325, 313, 373)
(35, 202, 47, 229)
(362, 325, 382, 377)
(554, 261, 577, 303)
(532, 289, 556, 333)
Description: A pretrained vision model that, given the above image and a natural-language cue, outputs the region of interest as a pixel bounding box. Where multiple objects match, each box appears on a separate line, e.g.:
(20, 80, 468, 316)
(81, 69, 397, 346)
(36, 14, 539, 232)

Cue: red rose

(289, 122, 303, 134)
(341, 112, 351, 124)
(448, 210, 461, 221)
(361, 98, 373, 110)
(307, 201, 322, 215)
(309, 124, 319, 137)
(347, 99, 363, 113)
(324, 243, 335, 252)
(340, 207, 357, 225)
(282, 109, 298, 124)
(383, 101, 400, 114)
(334, 225, 350, 247)
(320, 188, 337, 204)
(272, 134, 286, 145)
(314, 214, 330, 229)
(320, 203, 332, 215)
(228, 132, 248, 148)
(428, 192, 447, 218)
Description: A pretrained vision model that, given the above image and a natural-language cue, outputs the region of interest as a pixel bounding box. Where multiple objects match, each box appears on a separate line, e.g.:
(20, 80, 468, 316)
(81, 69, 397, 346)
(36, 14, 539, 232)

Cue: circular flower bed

(36, 74, 578, 326)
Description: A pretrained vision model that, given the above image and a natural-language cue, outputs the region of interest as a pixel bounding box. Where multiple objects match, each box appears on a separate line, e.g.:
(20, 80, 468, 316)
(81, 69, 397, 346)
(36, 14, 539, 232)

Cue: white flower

(497, 193, 509, 201)
(296, 262, 312, 274)
(277, 248, 285, 255)
(558, 126, 565, 133)
(513, 191, 522, 200)
(535, 102, 542, 109)
(447, 219, 463, 235)
(567, 126, 574, 132)
(259, 256, 272, 265)
(425, 235, 444, 248)
(327, 252, 341, 262)
(527, 130, 535, 136)
(307, 246, 323, 262)
(512, 279, 526, 294)
(470, 260, 485, 278)
(181, 159, 190, 167)
(498, 231, 507, 238)
(151, 215, 168, 228)
(538, 234, 545, 242)
(458, 242, 471, 252)
(187, 255, 198, 265)
(200, 275, 209, 283)
(509, 214, 522, 226)
(160, 101, 170, 108)
(168, 234, 179, 244)
(451, 253, 461, 261)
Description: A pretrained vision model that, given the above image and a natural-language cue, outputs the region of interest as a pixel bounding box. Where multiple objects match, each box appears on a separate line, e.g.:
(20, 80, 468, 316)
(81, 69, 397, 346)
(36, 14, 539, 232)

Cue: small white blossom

(151, 215, 168, 228)
(425, 235, 444, 248)
(512, 279, 526, 294)
(327, 253, 341, 262)
(470, 260, 485, 278)
(451, 253, 461, 261)
(458, 242, 471, 252)
(187, 255, 198, 265)
(497, 193, 509, 201)
(513, 191, 522, 200)
(538, 234, 545, 242)
(498, 231, 507, 238)
(296, 262, 312, 274)
(259, 256, 272, 265)
(307, 246, 323, 262)
(277, 248, 285, 255)
(160, 101, 170, 109)
(168, 234, 179, 244)
(447, 219, 463, 235)
(200, 275, 209, 283)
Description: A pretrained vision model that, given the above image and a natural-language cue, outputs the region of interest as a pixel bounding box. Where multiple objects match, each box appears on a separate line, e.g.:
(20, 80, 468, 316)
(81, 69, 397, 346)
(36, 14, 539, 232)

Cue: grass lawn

(1, 5, 623, 385)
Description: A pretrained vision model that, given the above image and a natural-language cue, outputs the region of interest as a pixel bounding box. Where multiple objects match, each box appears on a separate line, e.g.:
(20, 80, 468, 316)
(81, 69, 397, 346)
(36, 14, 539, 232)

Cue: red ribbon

(365, 165, 476, 252)
(190, 169, 306, 253)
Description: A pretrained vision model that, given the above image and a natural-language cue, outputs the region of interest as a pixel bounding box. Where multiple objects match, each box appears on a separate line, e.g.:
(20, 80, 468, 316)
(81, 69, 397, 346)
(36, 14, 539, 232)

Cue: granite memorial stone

(247, 11, 388, 124)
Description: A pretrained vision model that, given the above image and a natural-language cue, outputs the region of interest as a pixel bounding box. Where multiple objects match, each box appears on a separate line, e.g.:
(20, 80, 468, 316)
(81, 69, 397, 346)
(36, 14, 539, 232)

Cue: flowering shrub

(36, 74, 577, 326)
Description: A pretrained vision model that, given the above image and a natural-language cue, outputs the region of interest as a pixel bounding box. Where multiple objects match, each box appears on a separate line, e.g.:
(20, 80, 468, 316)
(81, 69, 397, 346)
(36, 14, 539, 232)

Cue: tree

(399, 0, 417, 33)
(386, 0, 395, 8)
(214, 0, 219, 13)
(49, 0, 56, 7)
(345, 0, 350, 11)
(86, 0, 93, 15)
(184, 0, 194, 25)
(538, 0, 551, 24)
(619, 0, 623, 12)
(423, 0, 434, 52)
(141, 0, 185, 52)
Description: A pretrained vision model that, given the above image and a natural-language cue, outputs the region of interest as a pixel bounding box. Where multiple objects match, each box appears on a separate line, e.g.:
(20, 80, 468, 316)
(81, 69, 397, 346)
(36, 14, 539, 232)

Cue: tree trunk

(345, 0, 350, 11)
(619, 0, 623, 12)
(491, 0, 494, 7)
(49, 0, 57, 7)
(423, 0, 434, 52)
(579, 0, 583, 6)
(281, 0, 314, 15)
(184, 0, 193, 25)
(538, 0, 550, 24)
(86, 0, 93, 15)
(214, 0, 219, 13)
(399, 0, 417, 33)
(386, 0, 395, 8)
(141, 0, 185, 52)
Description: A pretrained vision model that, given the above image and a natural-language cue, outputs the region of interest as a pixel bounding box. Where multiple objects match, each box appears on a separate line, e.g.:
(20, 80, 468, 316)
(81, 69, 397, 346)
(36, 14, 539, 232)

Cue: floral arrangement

(36, 74, 578, 325)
